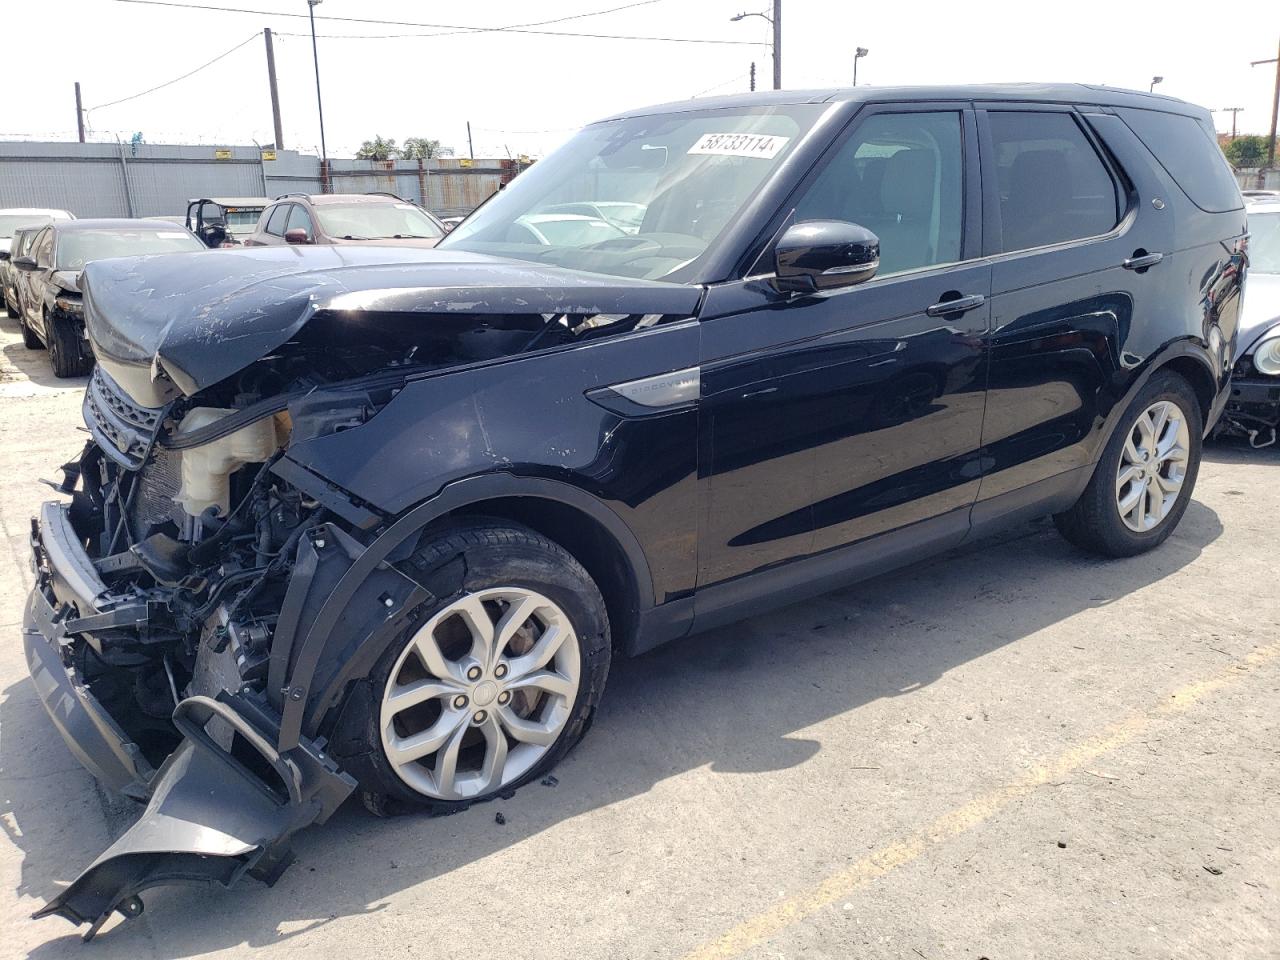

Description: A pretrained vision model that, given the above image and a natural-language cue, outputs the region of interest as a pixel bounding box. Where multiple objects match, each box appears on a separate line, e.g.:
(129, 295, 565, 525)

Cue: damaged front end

(24, 245, 700, 938)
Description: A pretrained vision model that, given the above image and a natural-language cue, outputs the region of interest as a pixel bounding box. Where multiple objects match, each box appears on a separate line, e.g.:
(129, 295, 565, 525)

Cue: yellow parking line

(681, 641, 1280, 960)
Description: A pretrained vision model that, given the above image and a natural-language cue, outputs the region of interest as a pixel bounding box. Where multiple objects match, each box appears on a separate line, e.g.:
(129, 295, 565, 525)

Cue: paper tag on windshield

(688, 132, 789, 159)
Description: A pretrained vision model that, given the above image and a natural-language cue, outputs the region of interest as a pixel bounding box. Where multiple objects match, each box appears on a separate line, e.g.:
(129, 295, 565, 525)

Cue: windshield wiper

(378, 234, 435, 240)
(340, 234, 371, 240)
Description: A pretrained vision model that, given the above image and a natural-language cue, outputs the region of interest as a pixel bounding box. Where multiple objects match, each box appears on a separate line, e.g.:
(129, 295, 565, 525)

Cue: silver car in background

(1222, 200, 1280, 446)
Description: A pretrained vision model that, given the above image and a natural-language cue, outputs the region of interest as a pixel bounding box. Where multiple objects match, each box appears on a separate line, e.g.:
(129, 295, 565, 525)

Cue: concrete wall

(0, 141, 525, 219)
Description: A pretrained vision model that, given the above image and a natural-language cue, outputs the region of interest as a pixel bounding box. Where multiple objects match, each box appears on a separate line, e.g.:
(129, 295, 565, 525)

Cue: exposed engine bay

(24, 244, 701, 938)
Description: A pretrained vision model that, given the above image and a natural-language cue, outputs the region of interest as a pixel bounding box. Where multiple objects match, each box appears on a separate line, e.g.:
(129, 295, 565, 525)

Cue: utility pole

(1221, 107, 1244, 139)
(1253, 36, 1280, 169)
(467, 121, 474, 160)
(750, 61, 756, 92)
(263, 28, 284, 149)
(74, 82, 85, 143)
(731, 3, 781, 90)
(307, 0, 329, 191)
(771, 0, 781, 90)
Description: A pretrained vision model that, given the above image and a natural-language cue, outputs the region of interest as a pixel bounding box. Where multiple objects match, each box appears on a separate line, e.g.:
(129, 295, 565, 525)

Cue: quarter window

(264, 204, 290, 237)
(793, 111, 964, 276)
(987, 111, 1120, 253)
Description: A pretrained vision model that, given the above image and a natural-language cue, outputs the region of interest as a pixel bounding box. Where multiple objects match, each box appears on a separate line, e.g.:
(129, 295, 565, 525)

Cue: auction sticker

(688, 132, 789, 159)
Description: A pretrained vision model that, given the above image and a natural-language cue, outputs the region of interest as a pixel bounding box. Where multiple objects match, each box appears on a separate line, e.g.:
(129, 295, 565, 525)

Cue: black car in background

(12, 219, 205, 376)
(24, 84, 1244, 934)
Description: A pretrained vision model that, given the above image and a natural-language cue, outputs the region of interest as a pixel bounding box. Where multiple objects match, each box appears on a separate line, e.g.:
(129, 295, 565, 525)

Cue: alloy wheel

(1115, 399, 1190, 533)
(379, 587, 581, 800)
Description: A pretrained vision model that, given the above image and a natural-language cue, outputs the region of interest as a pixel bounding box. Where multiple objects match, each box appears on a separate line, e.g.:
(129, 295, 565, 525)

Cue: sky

(3, 0, 1278, 159)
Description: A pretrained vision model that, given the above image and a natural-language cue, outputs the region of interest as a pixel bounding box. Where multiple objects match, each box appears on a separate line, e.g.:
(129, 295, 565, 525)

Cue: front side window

(286, 204, 315, 238)
(793, 111, 965, 276)
(313, 202, 442, 241)
(988, 111, 1120, 253)
(264, 204, 290, 236)
(441, 105, 825, 280)
(31, 228, 53, 266)
(55, 229, 204, 270)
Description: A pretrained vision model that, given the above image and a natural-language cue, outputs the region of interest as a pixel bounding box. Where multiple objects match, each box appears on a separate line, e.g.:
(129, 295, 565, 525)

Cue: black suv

(24, 84, 1245, 935)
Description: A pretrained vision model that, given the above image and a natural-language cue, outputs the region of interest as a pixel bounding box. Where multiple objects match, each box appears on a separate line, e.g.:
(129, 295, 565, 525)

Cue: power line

(114, 0, 760, 45)
(86, 31, 261, 114)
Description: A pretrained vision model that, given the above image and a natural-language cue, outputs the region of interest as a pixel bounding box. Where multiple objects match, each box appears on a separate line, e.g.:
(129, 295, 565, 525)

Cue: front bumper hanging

(24, 502, 356, 940)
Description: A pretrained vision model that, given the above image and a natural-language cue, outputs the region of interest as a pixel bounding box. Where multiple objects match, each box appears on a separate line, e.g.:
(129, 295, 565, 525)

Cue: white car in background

(0, 208, 74, 317)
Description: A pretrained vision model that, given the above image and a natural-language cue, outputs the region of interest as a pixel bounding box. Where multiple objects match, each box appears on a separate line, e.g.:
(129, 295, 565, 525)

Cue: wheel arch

(298, 474, 653, 748)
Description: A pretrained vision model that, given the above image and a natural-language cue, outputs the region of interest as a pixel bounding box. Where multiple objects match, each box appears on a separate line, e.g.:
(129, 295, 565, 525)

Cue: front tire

(21, 314, 42, 350)
(348, 521, 611, 816)
(1054, 370, 1202, 557)
(47, 311, 90, 377)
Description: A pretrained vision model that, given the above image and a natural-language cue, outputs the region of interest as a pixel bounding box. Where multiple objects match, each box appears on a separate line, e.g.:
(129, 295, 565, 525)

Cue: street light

(1149, 75, 1163, 92)
(307, 0, 328, 189)
(730, 4, 781, 91)
(853, 47, 869, 86)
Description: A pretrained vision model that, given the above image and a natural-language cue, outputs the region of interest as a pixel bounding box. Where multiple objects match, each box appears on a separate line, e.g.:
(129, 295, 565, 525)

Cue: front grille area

(84, 367, 164, 469)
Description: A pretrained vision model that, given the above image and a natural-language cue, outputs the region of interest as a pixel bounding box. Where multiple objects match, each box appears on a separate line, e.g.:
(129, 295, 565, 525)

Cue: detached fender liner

(34, 695, 355, 940)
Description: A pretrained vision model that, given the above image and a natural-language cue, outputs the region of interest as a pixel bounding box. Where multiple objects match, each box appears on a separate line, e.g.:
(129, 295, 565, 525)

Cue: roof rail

(364, 191, 415, 204)
(273, 192, 311, 201)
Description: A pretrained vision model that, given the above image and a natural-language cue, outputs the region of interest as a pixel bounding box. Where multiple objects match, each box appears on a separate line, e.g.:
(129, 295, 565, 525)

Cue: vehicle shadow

(0, 340, 88, 392)
(9, 502, 1224, 958)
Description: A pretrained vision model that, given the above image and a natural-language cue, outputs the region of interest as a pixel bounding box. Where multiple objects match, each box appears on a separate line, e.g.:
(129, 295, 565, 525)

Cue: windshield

(0, 214, 56, 239)
(314, 202, 443, 240)
(440, 105, 824, 280)
(1251, 211, 1280, 274)
(56, 229, 204, 270)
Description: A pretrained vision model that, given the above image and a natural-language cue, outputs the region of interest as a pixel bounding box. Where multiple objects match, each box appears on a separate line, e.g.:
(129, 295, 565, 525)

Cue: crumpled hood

(82, 245, 702, 401)
(1237, 271, 1280, 359)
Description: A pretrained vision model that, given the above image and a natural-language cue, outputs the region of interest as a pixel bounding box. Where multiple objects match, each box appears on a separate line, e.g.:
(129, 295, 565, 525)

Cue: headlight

(54, 296, 82, 314)
(1253, 336, 1280, 376)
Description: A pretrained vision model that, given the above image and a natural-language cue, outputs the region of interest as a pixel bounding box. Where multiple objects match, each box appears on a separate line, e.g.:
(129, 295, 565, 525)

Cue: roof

(53, 218, 196, 232)
(304, 193, 413, 205)
(599, 83, 1213, 123)
(1248, 200, 1280, 214)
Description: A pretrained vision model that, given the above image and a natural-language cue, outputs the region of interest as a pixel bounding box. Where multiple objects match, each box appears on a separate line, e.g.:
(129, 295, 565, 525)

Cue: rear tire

(334, 520, 611, 817)
(47, 311, 90, 377)
(1054, 370, 1202, 557)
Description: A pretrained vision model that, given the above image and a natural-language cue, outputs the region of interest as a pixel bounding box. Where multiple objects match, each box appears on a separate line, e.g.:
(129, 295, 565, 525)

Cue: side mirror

(284, 228, 311, 245)
(13, 255, 39, 272)
(0, 250, 10, 261)
(774, 220, 879, 293)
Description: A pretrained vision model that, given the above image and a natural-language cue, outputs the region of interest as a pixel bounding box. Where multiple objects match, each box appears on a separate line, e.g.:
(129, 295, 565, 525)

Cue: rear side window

(987, 111, 1120, 253)
(1115, 108, 1242, 213)
(264, 205, 290, 236)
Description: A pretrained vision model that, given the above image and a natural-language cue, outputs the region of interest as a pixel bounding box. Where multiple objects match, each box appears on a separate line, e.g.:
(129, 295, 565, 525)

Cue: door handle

(1123, 251, 1163, 271)
(926, 293, 986, 317)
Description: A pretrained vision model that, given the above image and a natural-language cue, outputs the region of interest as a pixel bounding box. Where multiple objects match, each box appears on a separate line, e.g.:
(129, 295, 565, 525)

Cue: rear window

(1116, 108, 1242, 214)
